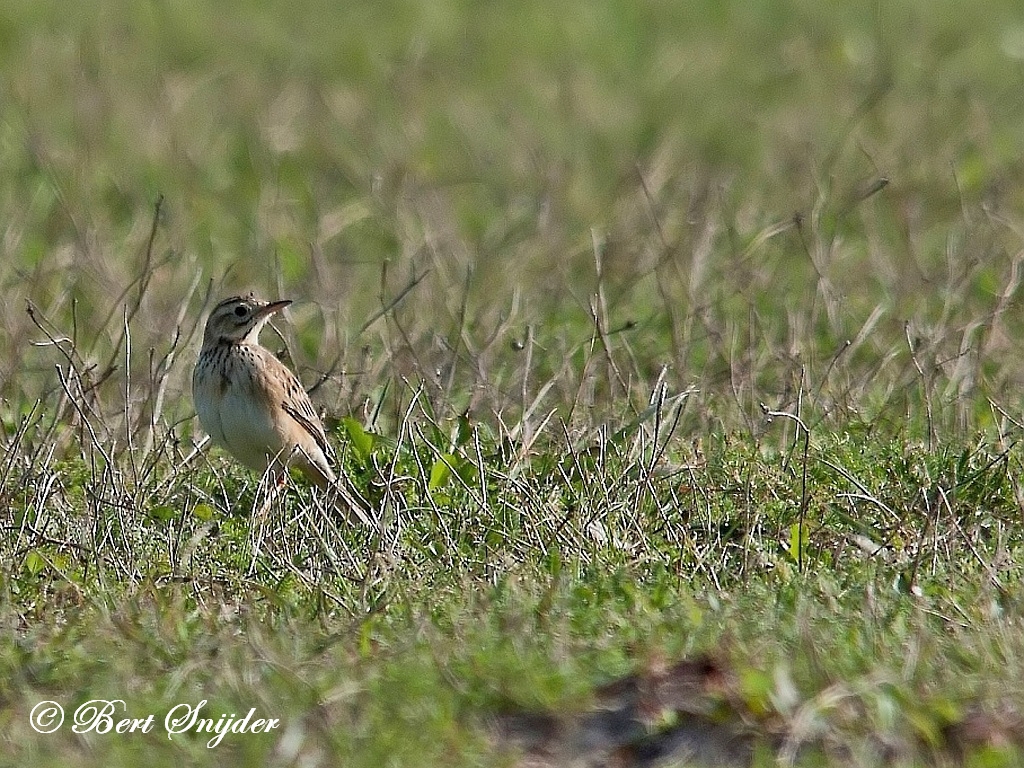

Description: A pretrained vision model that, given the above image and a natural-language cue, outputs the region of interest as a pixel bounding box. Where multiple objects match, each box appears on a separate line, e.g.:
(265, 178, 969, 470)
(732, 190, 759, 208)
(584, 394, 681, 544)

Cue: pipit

(192, 293, 368, 522)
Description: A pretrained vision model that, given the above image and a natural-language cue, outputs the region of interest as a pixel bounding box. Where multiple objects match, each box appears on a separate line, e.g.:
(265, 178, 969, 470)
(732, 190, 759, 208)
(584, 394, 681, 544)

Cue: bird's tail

(298, 457, 375, 527)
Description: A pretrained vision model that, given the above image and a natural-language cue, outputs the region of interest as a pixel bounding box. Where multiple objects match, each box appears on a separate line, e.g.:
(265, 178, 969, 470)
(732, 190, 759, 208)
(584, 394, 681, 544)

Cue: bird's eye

(234, 306, 247, 317)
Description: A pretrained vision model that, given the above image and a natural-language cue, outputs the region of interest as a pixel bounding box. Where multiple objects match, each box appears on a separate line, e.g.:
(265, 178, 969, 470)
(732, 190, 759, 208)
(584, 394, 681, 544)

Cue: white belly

(193, 343, 332, 479)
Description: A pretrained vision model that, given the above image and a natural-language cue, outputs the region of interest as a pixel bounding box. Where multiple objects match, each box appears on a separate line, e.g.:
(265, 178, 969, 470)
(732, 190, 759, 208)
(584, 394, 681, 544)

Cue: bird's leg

(247, 470, 281, 575)
(252, 465, 294, 535)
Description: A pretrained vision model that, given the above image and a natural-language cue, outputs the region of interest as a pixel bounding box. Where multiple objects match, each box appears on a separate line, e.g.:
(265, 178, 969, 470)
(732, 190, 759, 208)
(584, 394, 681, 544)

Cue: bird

(192, 293, 369, 523)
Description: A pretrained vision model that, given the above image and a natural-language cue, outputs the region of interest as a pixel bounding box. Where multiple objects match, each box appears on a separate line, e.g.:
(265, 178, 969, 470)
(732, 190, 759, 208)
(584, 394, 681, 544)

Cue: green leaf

(455, 459, 479, 487)
(429, 455, 455, 490)
(359, 617, 375, 658)
(785, 522, 808, 564)
(192, 503, 216, 522)
(343, 417, 374, 463)
(151, 505, 177, 522)
(454, 414, 473, 448)
(24, 550, 46, 576)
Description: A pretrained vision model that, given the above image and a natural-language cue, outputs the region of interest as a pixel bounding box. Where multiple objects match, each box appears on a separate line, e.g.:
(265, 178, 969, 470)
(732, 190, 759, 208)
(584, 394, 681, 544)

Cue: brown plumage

(193, 293, 368, 522)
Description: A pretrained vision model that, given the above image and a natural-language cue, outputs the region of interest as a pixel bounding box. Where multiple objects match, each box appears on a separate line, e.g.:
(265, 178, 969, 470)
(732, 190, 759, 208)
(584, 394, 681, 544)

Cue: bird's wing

(281, 371, 333, 461)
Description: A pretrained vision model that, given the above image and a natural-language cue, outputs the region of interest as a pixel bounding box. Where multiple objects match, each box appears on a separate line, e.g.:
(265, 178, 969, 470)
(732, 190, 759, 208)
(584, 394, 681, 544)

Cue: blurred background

(3, 0, 1024, 445)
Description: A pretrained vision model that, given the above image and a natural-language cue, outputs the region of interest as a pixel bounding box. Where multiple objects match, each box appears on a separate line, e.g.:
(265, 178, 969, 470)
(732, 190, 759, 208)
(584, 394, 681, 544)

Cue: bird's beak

(254, 299, 292, 320)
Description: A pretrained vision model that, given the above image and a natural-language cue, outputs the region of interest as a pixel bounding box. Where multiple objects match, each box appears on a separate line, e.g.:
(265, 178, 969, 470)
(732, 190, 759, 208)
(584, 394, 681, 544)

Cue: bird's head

(202, 293, 292, 346)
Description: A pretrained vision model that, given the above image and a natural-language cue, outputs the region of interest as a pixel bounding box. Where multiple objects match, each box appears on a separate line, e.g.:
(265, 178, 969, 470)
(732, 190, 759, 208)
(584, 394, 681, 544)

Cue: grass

(3, 0, 1024, 764)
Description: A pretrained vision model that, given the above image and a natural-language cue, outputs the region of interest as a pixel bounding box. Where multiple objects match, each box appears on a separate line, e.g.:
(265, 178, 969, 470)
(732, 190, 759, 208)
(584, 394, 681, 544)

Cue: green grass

(3, 0, 1024, 765)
